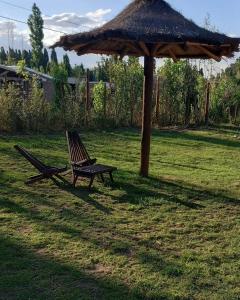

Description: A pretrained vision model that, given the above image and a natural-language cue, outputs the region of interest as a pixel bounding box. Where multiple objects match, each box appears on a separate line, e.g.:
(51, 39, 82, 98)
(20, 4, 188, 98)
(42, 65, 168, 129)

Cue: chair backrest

(14, 145, 47, 173)
(66, 131, 91, 165)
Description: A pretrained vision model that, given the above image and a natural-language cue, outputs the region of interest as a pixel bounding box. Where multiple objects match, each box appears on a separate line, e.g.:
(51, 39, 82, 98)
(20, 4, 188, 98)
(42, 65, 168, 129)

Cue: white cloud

(0, 8, 111, 48)
(86, 8, 112, 22)
(44, 8, 111, 29)
(42, 8, 112, 46)
(42, 8, 112, 65)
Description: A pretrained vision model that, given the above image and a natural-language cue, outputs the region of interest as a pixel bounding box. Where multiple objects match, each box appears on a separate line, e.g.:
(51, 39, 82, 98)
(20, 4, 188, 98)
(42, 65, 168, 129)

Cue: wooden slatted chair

(66, 131, 117, 189)
(14, 145, 67, 185)
(66, 131, 97, 169)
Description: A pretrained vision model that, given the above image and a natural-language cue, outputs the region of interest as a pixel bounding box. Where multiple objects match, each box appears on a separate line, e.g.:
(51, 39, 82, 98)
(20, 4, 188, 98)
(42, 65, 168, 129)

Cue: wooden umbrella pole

(140, 55, 154, 177)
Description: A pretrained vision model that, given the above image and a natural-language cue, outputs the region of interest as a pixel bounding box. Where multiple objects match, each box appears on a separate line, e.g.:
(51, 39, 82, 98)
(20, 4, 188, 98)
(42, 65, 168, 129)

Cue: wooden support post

(140, 55, 154, 177)
(205, 82, 210, 127)
(85, 69, 90, 126)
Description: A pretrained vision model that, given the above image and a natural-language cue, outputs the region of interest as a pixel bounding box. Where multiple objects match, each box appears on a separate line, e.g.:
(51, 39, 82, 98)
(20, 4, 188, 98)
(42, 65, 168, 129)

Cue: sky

(0, 0, 240, 69)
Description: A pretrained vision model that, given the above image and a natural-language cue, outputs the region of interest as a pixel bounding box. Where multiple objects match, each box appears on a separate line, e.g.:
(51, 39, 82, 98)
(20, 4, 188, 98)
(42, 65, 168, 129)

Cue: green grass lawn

(0, 127, 240, 300)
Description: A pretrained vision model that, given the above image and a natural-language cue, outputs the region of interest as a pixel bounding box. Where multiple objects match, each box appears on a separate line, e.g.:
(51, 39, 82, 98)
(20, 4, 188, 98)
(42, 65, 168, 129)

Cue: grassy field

(0, 127, 240, 300)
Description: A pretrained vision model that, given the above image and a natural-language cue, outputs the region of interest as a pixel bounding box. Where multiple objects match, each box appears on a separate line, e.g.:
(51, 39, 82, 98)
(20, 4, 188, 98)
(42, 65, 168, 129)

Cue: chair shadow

(53, 177, 113, 215)
(53, 167, 240, 212)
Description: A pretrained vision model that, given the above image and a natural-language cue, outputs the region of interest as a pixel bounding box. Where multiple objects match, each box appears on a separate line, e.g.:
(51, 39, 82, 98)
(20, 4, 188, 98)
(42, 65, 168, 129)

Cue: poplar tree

(63, 54, 72, 76)
(50, 48, 58, 65)
(22, 50, 31, 67)
(42, 48, 49, 72)
(27, 3, 44, 69)
(0, 47, 7, 64)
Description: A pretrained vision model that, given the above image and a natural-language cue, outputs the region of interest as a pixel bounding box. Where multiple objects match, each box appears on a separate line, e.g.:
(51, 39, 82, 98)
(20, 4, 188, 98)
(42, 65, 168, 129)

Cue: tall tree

(27, 3, 44, 69)
(7, 48, 16, 65)
(42, 48, 49, 72)
(22, 50, 31, 67)
(0, 47, 7, 64)
(63, 54, 72, 76)
(50, 48, 58, 65)
(17, 50, 22, 61)
(72, 63, 85, 78)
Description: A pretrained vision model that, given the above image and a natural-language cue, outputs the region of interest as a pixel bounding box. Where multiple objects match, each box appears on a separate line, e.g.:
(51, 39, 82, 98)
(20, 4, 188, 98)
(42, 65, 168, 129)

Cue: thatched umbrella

(52, 0, 240, 177)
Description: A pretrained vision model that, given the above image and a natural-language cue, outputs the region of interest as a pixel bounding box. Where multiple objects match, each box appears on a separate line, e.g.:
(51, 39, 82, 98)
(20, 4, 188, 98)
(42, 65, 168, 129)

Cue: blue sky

(0, 0, 239, 67)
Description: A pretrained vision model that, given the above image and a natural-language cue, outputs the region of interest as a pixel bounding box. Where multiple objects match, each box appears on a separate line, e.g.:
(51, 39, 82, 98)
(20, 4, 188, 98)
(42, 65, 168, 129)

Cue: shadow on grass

(1, 176, 239, 299)
(51, 170, 240, 213)
(106, 128, 240, 149)
(0, 201, 187, 300)
(54, 174, 203, 210)
(138, 251, 183, 277)
(209, 124, 239, 132)
(104, 170, 240, 208)
(151, 129, 240, 149)
(2, 235, 176, 300)
(62, 184, 113, 215)
(156, 160, 211, 171)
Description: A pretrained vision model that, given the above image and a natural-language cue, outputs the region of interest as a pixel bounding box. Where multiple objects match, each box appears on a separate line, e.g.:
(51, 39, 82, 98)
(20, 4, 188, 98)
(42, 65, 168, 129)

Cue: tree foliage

(27, 3, 44, 69)
(51, 49, 58, 66)
(63, 54, 72, 76)
(157, 59, 205, 126)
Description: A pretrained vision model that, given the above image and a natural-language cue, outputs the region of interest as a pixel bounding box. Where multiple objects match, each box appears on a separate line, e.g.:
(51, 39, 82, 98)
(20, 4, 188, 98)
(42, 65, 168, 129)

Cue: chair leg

(73, 174, 78, 188)
(109, 172, 114, 183)
(100, 174, 105, 183)
(88, 175, 95, 190)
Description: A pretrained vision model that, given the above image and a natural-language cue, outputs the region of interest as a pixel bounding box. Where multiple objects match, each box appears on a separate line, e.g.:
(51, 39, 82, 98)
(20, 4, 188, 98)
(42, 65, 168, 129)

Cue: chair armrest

(71, 158, 97, 168)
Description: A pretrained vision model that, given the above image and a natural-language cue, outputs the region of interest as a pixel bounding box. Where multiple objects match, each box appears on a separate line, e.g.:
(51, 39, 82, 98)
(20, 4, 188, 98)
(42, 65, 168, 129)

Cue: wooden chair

(66, 131, 117, 189)
(14, 145, 67, 185)
(66, 131, 97, 169)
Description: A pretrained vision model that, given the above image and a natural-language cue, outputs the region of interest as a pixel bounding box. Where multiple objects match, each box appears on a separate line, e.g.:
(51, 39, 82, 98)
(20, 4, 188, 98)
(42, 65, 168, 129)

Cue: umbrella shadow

(104, 171, 240, 209)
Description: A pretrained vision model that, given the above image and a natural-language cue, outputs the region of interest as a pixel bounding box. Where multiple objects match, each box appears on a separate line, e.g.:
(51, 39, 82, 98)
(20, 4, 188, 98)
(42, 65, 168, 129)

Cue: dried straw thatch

(52, 0, 240, 61)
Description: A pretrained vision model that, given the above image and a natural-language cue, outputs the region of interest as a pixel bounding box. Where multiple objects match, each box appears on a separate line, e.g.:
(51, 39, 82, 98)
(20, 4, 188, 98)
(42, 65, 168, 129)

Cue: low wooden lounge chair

(66, 131, 117, 189)
(14, 145, 67, 185)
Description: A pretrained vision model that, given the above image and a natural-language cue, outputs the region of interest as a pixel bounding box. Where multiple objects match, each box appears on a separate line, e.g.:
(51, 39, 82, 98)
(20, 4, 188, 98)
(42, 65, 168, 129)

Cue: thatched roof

(52, 0, 240, 61)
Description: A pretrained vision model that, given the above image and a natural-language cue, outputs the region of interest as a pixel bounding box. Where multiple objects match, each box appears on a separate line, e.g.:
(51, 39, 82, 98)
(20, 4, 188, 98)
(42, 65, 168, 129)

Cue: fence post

(85, 69, 90, 126)
(205, 81, 210, 127)
(103, 82, 107, 120)
(155, 76, 160, 125)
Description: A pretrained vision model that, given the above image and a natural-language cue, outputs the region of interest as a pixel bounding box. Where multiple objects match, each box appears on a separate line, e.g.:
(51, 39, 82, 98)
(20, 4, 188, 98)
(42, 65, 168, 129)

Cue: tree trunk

(140, 56, 154, 177)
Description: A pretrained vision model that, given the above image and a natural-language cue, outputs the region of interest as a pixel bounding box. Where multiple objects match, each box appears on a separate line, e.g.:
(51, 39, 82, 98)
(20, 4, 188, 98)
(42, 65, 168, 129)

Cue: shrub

(0, 83, 23, 132)
(20, 77, 51, 132)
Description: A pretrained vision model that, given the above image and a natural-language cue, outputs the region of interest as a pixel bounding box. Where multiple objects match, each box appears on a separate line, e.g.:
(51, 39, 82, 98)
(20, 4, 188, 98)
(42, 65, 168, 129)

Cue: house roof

(0, 64, 82, 85)
(0, 64, 53, 81)
(52, 0, 240, 61)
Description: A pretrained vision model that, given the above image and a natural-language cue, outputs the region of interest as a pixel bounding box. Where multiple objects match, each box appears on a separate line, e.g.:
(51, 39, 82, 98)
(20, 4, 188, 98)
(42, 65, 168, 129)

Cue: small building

(0, 64, 111, 103)
(0, 64, 55, 101)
